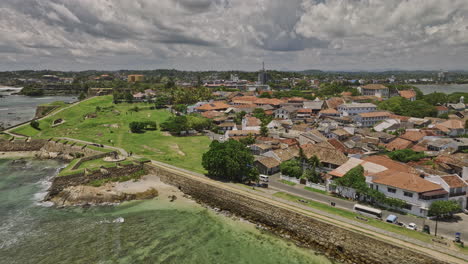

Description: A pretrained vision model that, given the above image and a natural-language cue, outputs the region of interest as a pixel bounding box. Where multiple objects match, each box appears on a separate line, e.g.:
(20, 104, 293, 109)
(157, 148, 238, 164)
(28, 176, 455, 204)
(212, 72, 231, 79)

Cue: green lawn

(279, 179, 297, 186)
(13, 96, 210, 173)
(77, 158, 111, 170)
(304, 186, 328, 195)
(273, 192, 433, 244)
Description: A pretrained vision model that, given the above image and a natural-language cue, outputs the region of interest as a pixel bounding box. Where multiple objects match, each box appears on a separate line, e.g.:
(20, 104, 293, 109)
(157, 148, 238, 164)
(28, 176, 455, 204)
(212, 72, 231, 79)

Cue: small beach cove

(0, 158, 335, 264)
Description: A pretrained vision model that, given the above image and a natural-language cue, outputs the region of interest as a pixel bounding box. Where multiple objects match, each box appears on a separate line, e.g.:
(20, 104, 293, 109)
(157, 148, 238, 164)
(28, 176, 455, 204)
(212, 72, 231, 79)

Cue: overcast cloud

(1, 0, 467, 71)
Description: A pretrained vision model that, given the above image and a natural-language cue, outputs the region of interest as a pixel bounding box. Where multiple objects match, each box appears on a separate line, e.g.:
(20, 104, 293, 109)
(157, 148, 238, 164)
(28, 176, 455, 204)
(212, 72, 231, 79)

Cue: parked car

(385, 214, 398, 224)
(406, 223, 417, 230)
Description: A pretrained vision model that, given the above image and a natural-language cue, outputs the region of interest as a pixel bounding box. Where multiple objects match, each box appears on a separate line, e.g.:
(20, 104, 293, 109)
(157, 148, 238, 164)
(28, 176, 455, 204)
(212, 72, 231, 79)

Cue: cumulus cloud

(0, 0, 467, 71)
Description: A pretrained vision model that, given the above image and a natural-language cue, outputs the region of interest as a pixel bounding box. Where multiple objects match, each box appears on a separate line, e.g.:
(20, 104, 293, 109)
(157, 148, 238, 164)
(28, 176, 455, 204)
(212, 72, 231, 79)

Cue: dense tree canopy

(378, 97, 436, 118)
(387, 149, 426, 163)
(202, 139, 257, 182)
(428, 200, 461, 218)
(280, 159, 303, 179)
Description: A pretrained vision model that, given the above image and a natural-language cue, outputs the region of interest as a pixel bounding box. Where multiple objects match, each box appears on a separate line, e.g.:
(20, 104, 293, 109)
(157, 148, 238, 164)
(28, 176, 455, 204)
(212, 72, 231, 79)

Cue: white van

(259, 174, 269, 182)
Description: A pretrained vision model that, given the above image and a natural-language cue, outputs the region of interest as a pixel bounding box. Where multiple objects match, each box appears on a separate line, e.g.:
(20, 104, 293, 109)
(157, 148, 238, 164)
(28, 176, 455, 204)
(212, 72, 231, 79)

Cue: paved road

(269, 174, 468, 240)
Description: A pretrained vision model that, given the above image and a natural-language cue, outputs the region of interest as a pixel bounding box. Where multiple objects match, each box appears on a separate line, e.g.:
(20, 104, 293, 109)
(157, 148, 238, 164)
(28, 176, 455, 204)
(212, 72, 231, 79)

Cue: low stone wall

(146, 164, 446, 264)
(49, 163, 143, 196)
(35, 105, 59, 119)
(0, 139, 47, 151)
(71, 152, 117, 170)
(42, 141, 103, 157)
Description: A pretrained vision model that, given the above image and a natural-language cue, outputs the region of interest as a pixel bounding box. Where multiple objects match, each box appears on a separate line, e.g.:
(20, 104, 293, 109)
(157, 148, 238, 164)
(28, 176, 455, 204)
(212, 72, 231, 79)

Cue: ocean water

(0, 159, 334, 264)
(0, 87, 76, 128)
(415, 84, 468, 94)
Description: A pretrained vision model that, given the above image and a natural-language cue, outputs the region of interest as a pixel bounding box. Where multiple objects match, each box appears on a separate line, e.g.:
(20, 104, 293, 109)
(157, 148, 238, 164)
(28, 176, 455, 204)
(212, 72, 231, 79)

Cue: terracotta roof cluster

(326, 97, 345, 109)
(245, 116, 261, 127)
(435, 119, 464, 132)
(327, 139, 362, 155)
(400, 131, 426, 142)
(440, 175, 468, 188)
(385, 138, 413, 151)
(358, 111, 391, 118)
(399, 90, 417, 99)
(435, 105, 449, 111)
(201, 111, 224, 119)
(196, 101, 230, 111)
(300, 143, 348, 166)
(362, 84, 388, 90)
(362, 155, 417, 174)
(297, 108, 313, 113)
(256, 156, 281, 169)
(319, 108, 339, 115)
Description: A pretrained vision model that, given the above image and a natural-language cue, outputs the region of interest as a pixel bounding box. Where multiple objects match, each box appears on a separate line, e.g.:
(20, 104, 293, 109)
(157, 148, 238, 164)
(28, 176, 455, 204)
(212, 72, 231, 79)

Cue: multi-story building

(128, 74, 144, 82)
(354, 111, 391, 127)
(359, 84, 389, 99)
(337, 103, 377, 116)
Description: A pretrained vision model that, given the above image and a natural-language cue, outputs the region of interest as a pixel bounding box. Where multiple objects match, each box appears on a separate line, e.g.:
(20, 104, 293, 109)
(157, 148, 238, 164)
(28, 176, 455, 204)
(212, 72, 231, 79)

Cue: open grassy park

(13, 96, 211, 173)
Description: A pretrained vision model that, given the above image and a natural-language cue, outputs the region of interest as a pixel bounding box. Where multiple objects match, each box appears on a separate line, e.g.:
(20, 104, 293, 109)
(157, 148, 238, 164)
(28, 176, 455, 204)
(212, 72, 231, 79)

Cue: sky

(1, 0, 468, 72)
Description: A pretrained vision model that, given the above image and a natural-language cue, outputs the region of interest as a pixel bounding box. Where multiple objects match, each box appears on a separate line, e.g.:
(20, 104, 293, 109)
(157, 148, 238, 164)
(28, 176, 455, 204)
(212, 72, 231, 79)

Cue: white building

(367, 171, 448, 217)
(354, 111, 392, 127)
(337, 103, 377, 117)
(359, 84, 389, 99)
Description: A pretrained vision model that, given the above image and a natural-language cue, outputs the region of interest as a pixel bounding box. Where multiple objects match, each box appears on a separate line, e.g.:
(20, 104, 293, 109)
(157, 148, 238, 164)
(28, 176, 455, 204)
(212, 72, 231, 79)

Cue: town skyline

(1, 0, 468, 71)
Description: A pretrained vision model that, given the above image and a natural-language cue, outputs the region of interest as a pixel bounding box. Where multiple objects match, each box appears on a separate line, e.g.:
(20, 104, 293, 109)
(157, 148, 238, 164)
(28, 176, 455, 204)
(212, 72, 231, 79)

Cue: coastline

(0, 151, 40, 158)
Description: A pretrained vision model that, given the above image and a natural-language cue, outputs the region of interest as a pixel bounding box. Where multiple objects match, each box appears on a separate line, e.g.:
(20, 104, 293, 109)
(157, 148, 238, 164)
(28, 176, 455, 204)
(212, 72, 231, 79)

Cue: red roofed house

(435, 105, 449, 117)
(399, 90, 417, 101)
(242, 116, 261, 131)
(435, 119, 467, 136)
(196, 101, 230, 112)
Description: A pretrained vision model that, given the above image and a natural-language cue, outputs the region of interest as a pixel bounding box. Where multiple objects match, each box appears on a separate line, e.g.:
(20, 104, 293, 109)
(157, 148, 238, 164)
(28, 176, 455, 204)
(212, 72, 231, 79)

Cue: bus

(353, 204, 382, 219)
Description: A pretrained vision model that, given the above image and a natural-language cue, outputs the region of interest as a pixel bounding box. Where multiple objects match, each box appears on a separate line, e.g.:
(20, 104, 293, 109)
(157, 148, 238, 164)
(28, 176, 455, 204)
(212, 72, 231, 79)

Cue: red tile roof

(399, 90, 417, 99)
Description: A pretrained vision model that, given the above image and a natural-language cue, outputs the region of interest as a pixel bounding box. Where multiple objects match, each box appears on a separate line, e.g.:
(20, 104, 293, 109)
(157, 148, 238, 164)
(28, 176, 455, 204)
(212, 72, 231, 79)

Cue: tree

(423, 92, 448, 105)
(173, 104, 187, 114)
(154, 96, 168, 109)
(260, 123, 269, 137)
(429, 200, 461, 236)
(129, 122, 145, 133)
(465, 120, 468, 129)
(280, 159, 302, 179)
(303, 168, 321, 183)
(124, 92, 133, 103)
(160, 115, 189, 135)
(202, 140, 257, 182)
(428, 200, 461, 218)
(234, 111, 247, 125)
(78, 92, 86, 101)
(334, 165, 367, 192)
(30, 120, 40, 130)
(239, 134, 255, 146)
(387, 149, 426, 163)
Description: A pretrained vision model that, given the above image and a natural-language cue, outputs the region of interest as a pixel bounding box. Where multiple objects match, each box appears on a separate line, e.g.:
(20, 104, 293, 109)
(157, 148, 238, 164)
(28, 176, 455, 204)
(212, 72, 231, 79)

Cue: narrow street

(268, 174, 468, 241)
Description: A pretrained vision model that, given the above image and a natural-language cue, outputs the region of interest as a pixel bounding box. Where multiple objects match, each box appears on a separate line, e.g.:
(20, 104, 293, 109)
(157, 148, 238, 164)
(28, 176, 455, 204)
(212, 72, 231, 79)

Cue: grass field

(273, 192, 433, 243)
(13, 96, 211, 173)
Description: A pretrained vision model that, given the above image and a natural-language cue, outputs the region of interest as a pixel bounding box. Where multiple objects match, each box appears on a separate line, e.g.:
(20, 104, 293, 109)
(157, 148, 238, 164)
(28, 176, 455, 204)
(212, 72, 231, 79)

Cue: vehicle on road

(353, 204, 382, 219)
(259, 174, 269, 182)
(385, 214, 398, 224)
(406, 223, 417, 230)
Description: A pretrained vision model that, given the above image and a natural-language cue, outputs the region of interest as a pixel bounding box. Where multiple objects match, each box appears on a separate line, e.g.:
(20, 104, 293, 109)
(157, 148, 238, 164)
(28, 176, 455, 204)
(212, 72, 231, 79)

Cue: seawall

(146, 163, 447, 264)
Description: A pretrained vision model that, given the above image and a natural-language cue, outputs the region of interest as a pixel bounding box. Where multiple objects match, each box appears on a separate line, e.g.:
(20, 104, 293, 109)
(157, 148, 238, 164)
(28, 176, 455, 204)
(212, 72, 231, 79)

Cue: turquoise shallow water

(0, 159, 334, 264)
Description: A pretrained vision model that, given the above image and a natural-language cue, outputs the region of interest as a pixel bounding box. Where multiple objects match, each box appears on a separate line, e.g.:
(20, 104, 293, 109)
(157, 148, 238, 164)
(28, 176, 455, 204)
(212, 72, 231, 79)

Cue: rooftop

(362, 84, 388, 90)
(372, 170, 443, 193)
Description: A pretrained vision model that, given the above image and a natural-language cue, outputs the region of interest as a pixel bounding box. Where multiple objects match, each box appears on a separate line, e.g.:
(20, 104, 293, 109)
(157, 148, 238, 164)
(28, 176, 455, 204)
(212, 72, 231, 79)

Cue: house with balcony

(426, 175, 468, 210)
(367, 170, 448, 217)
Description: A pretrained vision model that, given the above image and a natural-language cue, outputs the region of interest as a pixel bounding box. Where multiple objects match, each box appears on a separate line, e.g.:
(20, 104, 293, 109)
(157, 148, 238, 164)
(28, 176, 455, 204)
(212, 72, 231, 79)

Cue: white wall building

(337, 103, 377, 117)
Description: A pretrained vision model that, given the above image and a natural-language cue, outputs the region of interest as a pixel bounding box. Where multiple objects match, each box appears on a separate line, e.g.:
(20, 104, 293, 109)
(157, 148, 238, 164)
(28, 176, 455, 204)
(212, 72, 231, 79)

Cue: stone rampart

(0, 139, 47, 151)
(146, 164, 447, 264)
